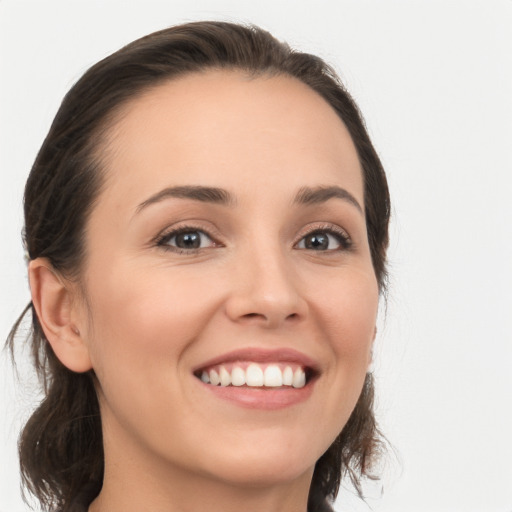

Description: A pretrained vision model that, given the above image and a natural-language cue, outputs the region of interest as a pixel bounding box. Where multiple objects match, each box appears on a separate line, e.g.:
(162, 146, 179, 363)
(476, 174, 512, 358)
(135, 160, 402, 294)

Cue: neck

(90, 464, 313, 512)
(89, 423, 314, 512)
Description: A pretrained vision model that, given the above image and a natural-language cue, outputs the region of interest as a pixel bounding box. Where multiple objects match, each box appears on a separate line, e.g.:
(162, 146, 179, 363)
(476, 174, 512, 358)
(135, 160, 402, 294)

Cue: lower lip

(198, 379, 316, 410)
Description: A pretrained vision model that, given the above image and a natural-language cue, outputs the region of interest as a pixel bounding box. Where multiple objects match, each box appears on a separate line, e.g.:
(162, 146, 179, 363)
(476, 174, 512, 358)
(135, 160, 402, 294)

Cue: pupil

(176, 232, 200, 248)
(306, 232, 328, 250)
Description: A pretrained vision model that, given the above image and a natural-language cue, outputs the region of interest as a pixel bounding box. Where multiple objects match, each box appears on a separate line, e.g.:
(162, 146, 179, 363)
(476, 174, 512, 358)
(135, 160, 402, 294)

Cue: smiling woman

(7, 21, 390, 512)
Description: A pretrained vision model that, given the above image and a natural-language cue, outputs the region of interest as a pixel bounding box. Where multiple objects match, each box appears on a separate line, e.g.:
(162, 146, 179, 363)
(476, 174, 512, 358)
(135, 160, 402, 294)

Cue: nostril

(241, 312, 266, 322)
(239, 311, 301, 327)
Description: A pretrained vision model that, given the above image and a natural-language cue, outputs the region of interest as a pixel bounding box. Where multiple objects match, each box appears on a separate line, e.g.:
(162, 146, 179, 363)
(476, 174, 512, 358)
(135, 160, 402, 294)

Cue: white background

(1, 1, 511, 511)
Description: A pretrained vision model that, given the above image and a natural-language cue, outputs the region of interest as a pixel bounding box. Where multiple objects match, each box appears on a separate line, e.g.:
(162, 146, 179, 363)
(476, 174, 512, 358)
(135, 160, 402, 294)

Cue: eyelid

(293, 223, 352, 250)
(154, 222, 223, 252)
(153, 221, 352, 253)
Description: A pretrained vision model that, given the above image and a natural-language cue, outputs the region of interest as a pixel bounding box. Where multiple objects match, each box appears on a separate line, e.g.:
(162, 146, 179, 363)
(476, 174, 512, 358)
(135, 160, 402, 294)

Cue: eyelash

(294, 223, 352, 252)
(155, 223, 352, 254)
(155, 224, 219, 254)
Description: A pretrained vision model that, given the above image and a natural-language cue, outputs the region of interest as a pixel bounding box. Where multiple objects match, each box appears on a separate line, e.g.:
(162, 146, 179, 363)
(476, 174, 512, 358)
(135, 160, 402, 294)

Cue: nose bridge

(225, 234, 306, 327)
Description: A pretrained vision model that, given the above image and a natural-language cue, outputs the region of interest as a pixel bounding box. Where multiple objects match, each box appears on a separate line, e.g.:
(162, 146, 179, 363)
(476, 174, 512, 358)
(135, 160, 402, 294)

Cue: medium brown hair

(8, 21, 390, 512)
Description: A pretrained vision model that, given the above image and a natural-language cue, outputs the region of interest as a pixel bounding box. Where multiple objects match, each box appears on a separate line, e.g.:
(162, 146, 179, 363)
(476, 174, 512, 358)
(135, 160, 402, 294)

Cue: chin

(191, 432, 323, 487)
(207, 457, 315, 488)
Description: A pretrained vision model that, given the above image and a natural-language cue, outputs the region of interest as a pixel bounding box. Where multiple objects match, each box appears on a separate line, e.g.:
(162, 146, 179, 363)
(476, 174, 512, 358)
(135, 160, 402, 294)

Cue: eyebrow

(136, 185, 235, 213)
(293, 186, 363, 214)
(135, 184, 363, 215)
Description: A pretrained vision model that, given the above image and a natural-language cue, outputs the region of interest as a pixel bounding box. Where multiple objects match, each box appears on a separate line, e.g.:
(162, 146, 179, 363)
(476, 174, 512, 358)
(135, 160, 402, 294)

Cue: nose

(224, 246, 308, 329)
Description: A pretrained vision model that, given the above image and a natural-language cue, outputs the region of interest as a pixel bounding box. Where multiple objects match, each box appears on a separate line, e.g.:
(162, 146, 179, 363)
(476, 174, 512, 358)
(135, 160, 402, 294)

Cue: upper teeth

(200, 363, 307, 389)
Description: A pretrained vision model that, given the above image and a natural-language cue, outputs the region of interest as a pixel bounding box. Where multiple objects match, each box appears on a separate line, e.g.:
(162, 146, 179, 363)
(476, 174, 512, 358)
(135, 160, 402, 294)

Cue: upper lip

(193, 347, 320, 373)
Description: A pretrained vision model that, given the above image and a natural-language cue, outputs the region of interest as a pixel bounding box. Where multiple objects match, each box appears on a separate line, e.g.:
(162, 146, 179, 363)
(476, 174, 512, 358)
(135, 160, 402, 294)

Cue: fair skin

(30, 71, 378, 512)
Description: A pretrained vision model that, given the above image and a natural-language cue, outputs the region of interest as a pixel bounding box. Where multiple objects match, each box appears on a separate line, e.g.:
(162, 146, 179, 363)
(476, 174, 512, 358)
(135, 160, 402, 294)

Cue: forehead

(97, 70, 364, 210)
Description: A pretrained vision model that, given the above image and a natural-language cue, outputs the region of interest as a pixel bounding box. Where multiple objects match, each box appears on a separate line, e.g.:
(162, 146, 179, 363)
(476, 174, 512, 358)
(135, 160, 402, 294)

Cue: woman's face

(77, 71, 378, 487)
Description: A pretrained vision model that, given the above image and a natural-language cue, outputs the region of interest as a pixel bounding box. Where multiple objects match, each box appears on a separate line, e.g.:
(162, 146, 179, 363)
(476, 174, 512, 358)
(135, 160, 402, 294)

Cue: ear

(29, 258, 92, 373)
(367, 326, 377, 373)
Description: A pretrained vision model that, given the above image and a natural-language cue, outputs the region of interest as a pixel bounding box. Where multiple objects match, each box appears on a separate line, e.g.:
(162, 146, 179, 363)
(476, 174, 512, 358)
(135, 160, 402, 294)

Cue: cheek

(80, 263, 230, 454)
(314, 269, 378, 357)
(82, 264, 223, 389)
(296, 267, 378, 453)
(312, 267, 377, 408)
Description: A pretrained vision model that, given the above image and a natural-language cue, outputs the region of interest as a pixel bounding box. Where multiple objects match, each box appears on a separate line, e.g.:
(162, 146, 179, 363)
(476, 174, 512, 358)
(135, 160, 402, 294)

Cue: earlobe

(29, 258, 92, 373)
(367, 326, 377, 373)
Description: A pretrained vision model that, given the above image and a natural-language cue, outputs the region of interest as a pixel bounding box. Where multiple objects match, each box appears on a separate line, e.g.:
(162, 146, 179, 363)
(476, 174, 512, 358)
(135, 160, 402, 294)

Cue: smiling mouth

(194, 362, 316, 389)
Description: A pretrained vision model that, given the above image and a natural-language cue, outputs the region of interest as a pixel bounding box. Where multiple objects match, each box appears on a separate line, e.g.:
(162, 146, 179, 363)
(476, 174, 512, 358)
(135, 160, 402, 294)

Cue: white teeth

(209, 369, 220, 386)
(219, 366, 231, 387)
(231, 366, 246, 386)
(246, 363, 264, 387)
(264, 365, 283, 387)
(292, 367, 306, 388)
(200, 363, 309, 388)
(282, 366, 293, 386)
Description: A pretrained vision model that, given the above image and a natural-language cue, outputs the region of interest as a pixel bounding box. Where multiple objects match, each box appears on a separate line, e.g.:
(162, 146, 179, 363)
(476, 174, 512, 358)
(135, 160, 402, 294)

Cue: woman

(8, 21, 390, 512)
